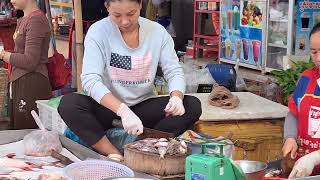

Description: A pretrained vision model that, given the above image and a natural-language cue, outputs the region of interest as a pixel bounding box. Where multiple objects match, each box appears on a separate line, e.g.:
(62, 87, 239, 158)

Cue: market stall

(193, 92, 288, 162)
(3, 0, 320, 179)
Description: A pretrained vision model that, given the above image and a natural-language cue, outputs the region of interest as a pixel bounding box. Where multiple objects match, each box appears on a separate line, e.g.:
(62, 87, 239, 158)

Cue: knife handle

(112, 119, 124, 128)
(50, 149, 73, 165)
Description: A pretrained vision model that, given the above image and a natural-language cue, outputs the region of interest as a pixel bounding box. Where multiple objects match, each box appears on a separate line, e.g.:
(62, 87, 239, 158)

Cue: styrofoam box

(36, 100, 67, 134)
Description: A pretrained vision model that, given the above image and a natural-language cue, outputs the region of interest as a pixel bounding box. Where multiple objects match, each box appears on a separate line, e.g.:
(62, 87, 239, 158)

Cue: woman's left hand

(1, 50, 11, 63)
(289, 150, 320, 179)
(164, 96, 185, 116)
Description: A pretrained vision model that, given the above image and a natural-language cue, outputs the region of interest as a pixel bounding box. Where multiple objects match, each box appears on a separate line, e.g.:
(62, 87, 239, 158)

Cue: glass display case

(265, 0, 294, 71)
(219, 0, 294, 72)
(219, 0, 268, 71)
(294, 0, 320, 57)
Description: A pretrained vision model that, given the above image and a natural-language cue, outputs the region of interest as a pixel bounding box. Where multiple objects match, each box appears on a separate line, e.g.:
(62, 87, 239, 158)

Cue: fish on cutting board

(126, 138, 188, 159)
(154, 141, 169, 159)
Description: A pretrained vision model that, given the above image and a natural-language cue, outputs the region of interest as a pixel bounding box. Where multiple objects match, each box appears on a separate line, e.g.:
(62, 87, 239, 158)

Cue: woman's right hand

(116, 103, 143, 135)
(282, 137, 298, 159)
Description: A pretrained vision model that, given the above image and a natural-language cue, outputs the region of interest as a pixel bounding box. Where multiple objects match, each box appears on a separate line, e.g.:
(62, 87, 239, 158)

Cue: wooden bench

(191, 92, 288, 162)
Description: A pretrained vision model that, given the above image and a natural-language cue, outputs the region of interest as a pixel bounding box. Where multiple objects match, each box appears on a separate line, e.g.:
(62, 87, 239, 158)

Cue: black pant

(10, 72, 52, 129)
(58, 93, 202, 146)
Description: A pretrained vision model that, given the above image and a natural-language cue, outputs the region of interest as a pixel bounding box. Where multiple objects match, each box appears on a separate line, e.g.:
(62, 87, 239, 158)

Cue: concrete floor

(0, 117, 10, 130)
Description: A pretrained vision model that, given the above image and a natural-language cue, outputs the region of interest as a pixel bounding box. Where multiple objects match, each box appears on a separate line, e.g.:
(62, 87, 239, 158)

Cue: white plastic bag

(23, 130, 62, 156)
(182, 61, 216, 93)
(235, 59, 247, 91)
(23, 111, 62, 156)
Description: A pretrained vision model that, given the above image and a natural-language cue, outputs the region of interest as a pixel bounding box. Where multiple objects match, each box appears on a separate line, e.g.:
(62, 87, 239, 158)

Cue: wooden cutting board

(124, 146, 189, 176)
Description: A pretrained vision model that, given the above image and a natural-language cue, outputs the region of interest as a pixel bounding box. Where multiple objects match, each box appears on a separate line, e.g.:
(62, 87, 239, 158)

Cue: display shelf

(268, 43, 287, 48)
(218, 0, 293, 71)
(193, 0, 220, 58)
(220, 59, 262, 70)
(194, 44, 219, 51)
(195, 10, 220, 13)
(194, 34, 219, 41)
(265, 0, 294, 70)
(49, 1, 73, 8)
(269, 18, 288, 23)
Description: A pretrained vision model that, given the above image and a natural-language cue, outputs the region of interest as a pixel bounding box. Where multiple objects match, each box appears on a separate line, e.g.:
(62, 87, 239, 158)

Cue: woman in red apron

(282, 23, 320, 178)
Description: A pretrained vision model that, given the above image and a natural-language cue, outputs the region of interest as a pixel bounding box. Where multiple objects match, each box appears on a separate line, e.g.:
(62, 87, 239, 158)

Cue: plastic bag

(64, 128, 137, 153)
(182, 61, 216, 93)
(47, 96, 63, 109)
(106, 128, 138, 153)
(23, 130, 62, 156)
(235, 59, 247, 91)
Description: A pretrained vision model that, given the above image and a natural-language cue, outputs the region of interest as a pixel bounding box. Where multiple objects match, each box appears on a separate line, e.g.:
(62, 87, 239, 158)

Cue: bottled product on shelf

(193, 0, 220, 59)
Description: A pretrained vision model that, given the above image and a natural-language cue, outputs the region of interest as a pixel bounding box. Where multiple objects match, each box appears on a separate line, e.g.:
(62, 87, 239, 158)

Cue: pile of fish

(0, 153, 65, 179)
(264, 169, 282, 178)
(126, 138, 188, 158)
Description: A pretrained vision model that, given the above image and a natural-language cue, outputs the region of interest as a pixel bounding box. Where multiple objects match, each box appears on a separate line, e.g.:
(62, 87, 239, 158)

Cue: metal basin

(235, 160, 267, 180)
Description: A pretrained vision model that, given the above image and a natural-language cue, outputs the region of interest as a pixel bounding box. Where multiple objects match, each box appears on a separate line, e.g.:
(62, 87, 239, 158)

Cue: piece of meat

(208, 85, 240, 109)
(281, 154, 296, 178)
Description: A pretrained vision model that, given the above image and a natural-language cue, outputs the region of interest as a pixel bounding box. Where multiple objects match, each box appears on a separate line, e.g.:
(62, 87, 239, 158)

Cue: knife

(112, 119, 175, 139)
(50, 149, 74, 166)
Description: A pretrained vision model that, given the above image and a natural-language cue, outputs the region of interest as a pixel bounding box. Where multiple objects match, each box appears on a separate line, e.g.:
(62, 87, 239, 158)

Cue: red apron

(297, 70, 320, 175)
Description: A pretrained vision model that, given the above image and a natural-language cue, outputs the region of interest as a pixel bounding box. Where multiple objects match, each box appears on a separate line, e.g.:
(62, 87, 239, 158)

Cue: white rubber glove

(116, 103, 143, 135)
(289, 150, 320, 179)
(164, 96, 185, 116)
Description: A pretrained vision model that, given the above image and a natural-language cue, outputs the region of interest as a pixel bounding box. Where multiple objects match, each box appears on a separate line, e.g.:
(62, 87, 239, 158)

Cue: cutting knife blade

(112, 119, 175, 139)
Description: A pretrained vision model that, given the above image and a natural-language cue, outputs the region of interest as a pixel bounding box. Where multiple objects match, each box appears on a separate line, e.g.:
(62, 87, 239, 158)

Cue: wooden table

(191, 92, 288, 162)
